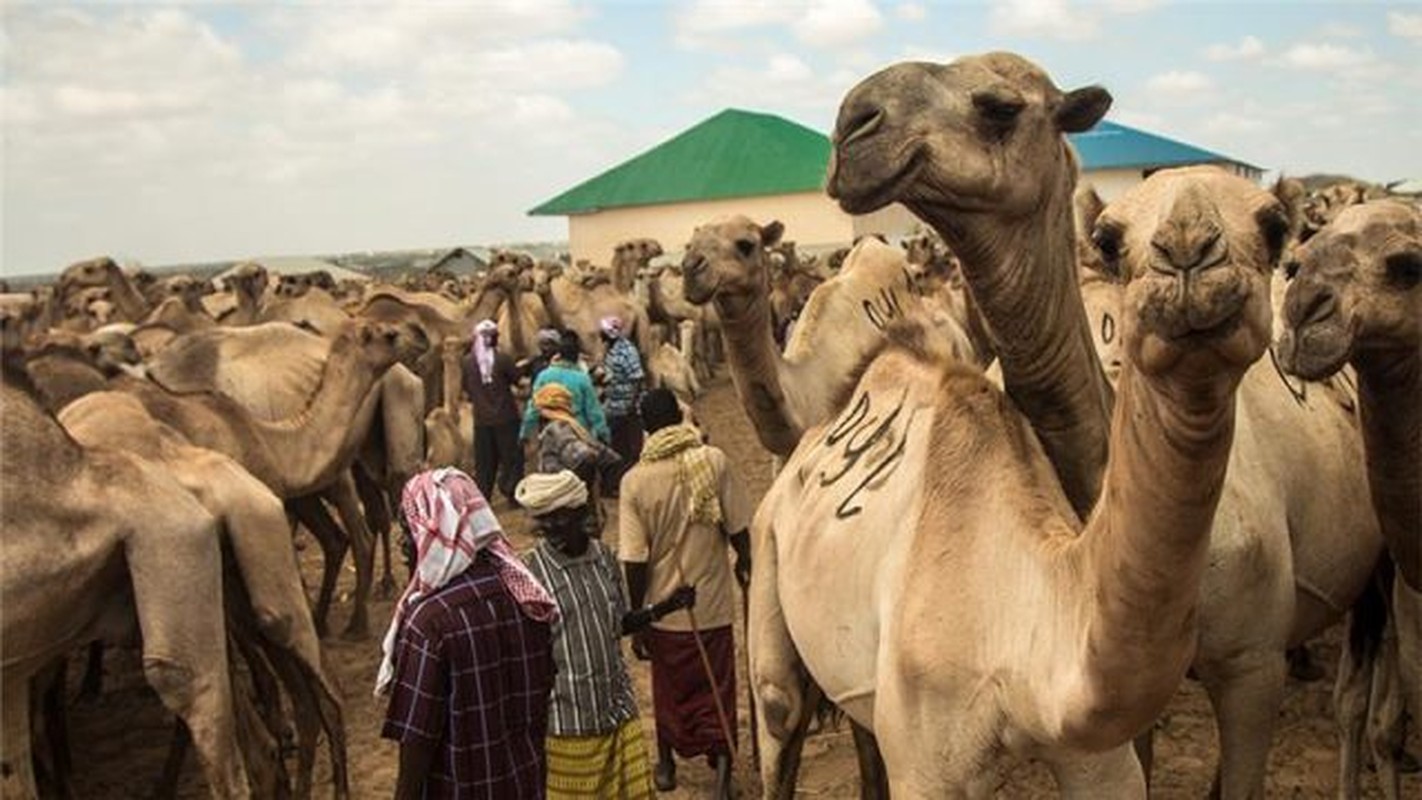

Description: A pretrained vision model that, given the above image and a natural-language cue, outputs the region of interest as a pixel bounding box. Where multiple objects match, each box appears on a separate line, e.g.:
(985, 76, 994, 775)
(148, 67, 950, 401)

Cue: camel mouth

(1277, 317, 1353, 381)
(1136, 266, 1257, 343)
(682, 276, 719, 306)
(827, 143, 924, 215)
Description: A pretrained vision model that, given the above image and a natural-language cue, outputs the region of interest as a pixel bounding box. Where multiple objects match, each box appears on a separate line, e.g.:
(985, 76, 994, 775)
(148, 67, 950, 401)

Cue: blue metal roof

(1068, 120, 1257, 172)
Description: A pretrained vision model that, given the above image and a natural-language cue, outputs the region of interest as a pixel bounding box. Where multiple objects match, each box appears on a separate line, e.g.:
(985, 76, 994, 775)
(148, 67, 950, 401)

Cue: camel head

(681, 215, 784, 309)
(613, 238, 664, 266)
(340, 319, 426, 371)
(224, 262, 270, 300)
(57, 256, 124, 296)
(84, 329, 144, 375)
(1278, 200, 1422, 380)
(157, 275, 212, 312)
(1093, 166, 1283, 382)
(275, 274, 313, 297)
(827, 52, 1111, 224)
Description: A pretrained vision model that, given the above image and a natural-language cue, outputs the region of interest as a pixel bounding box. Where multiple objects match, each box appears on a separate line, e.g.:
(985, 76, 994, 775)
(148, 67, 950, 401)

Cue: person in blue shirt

(520, 331, 611, 444)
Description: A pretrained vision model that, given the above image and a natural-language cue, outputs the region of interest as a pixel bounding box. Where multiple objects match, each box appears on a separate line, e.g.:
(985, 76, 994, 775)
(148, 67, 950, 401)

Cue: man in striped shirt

(515, 471, 693, 799)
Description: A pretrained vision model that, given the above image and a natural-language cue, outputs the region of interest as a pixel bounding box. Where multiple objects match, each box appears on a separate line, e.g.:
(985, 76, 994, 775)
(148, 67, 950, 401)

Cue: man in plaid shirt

(380, 469, 559, 799)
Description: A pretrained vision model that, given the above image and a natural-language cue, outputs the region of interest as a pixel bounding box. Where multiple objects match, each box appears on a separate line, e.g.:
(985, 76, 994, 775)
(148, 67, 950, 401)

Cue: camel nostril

(838, 106, 884, 146)
(1299, 287, 1337, 327)
(682, 255, 707, 275)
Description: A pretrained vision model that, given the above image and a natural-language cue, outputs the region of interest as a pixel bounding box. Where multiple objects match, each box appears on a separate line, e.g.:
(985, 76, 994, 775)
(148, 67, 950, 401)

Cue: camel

(1279, 199, 1422, 797)
(1074, 185, 1383, 798)
(641, 263, 721, 379)
(647, 318, 703, 404)
(767, 240, 827, 344)
(132, 319, 416, 638)
(423, 335, 476, 476)
(55, 389, 349, 798)
(681, 219, 976, 457)
(751, 164, 1284, 795)
(533, 244, 656, 363)
(215, 262, 271, 326)
(1, 362, 246, 798)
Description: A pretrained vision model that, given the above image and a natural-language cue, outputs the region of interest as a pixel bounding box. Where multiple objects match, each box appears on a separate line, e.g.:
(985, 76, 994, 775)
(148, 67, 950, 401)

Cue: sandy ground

(66, 375, 1417, 798)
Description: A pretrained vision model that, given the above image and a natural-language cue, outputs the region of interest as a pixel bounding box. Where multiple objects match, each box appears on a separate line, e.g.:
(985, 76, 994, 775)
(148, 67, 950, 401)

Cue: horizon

(5, 1, 1419, 277)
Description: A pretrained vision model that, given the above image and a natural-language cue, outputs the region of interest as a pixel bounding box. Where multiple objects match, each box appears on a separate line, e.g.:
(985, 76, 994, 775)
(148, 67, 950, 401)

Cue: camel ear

(1271, 176, 1306, 243)
(1255, 204, 1291, 267)
(1074, 184, 1106, 234)
(1055, 86, 1112, 133)
(760, 220, 785, 248)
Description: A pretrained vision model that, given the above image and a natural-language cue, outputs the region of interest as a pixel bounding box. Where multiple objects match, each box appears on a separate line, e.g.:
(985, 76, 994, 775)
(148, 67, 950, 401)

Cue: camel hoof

(377, 578, 398, 600)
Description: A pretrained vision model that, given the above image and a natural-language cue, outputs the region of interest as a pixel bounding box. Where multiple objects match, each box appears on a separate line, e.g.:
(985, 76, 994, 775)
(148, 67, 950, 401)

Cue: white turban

(516, 470, 589, 516)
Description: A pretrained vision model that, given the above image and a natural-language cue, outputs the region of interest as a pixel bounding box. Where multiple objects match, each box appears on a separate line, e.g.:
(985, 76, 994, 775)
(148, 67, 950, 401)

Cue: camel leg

(154, 724, 190, 799)
(328, 472, 375, 640)
(288, 497, 347, 639)
(1366, 624, 1404, 800)
(1195, 650, 1285, 800)
(746, 520, 815, 798)
(351, 464, 397, 599)
(1046, 745, 1146, 800)
(1, 675, 37, 800)
(1337, 563, 1395, 800)
(849, 721, 888, 800)
(77, 642, 104, 702)
(30, 658, 73, 800)
(126, 509, 248, 799)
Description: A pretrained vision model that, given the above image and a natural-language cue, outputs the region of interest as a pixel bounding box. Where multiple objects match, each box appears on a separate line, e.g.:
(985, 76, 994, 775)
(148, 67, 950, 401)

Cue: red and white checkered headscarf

(375, 467, 558, 696)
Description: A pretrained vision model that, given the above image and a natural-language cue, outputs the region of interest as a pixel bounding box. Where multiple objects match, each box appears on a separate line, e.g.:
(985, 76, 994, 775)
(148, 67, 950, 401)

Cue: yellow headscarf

(533, 383, 591, 441)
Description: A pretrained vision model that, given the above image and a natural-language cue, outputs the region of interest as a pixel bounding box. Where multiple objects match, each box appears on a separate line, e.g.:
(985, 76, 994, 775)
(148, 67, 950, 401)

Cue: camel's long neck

(253, 335, 389, 495)
(919, 171, 1113, 519)
(108, 274, 151, 323)
(1356, 351, 1421, 590)
(511, 284, 534, 353)
(470, 284, 504, 323)
(611, 257, 638, 295)
(537, 284, 564, 331)
(713, 289, 801, 456)
(1067, 366, 1239, 745)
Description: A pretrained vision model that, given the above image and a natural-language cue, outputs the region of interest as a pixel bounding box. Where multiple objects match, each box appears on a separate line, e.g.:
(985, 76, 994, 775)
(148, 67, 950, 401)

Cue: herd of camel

(2, 50, 1419, 799)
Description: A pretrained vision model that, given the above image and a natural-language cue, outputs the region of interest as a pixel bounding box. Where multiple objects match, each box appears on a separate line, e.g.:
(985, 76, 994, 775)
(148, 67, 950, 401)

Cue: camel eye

(972, 90, 1026, 124)
(1092, 224, 1124, 275)
(1384, 251, 1422, 289)
(735, 239, 757, 258)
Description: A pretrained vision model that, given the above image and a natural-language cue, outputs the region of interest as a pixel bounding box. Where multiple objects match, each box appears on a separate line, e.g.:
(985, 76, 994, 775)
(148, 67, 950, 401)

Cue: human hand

(631, 631, 652, 661)
(667, 585, 696, 612)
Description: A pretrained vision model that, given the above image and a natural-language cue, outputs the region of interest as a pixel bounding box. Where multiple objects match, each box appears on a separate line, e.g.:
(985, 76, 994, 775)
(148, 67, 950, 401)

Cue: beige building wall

(567, 191, 856, 266)
(851, 202, 925, 241)
(1082, 168, 1146, 201)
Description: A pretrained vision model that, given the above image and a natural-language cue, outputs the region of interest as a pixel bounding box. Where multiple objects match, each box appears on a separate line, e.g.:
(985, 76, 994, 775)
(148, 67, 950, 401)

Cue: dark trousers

(473, 421, 524, 502)
(605, 413, 643, 498)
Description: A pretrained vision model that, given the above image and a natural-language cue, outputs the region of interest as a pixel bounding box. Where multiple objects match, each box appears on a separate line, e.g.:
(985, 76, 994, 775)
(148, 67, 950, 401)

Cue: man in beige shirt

(620, 388, 752, 798)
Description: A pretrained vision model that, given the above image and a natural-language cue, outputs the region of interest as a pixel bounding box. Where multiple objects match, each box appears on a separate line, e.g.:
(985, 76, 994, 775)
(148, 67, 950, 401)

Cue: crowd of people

(379, 316, 753, 799)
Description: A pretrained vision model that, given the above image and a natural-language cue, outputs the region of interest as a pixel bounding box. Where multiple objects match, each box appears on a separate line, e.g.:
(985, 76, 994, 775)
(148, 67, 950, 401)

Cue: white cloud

(675, 0, 883, 50)
(1145, 70, 1214, 96)
(799, 0, 884, 47)
(1109, 109, 1165, 131)
(1275, 42, 1375, 71)
(694, 52, 856, 112)
(1316, 22, 1363, 39)
(2, 3, 629, 273)
(1204, 35, 1265, 62)
(1103, 0, 1161, 11)
(989, 0, 1097, 41)
(894, 2, 927, 22)
(1388, 11, 1422, 41)
(1202, 112, 1269, 135)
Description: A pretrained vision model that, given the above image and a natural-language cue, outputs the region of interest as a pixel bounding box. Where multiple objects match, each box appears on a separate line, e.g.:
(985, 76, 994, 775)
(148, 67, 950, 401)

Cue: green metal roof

(529, 108, 831, 216)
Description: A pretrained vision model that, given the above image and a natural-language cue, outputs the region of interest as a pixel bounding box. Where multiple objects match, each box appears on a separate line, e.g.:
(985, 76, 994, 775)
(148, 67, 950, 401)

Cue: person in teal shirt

(521, 332, 611, 443)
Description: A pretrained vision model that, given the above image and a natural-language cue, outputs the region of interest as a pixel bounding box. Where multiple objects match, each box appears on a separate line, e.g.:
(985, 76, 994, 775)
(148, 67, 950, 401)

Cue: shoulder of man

(404, 561, 505, 630)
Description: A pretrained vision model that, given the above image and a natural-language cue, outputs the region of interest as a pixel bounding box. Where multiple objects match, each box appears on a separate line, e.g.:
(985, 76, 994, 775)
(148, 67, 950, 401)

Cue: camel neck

(714, 288, 802, 455)
(1066, 365, 1239, 746)
(916, 177, 1113, 519)
(108, 274, 150, 322)
(1355, 351, 1421, 590)
(253, 332, 387, 494)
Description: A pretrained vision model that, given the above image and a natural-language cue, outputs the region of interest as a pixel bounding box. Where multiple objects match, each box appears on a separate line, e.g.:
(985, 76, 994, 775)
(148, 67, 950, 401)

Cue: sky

(3, 1, 1420, 276)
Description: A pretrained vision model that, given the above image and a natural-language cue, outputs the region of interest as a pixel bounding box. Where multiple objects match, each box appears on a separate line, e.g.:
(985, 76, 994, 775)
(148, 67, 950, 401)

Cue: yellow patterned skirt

(545, 717, 655, 799)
